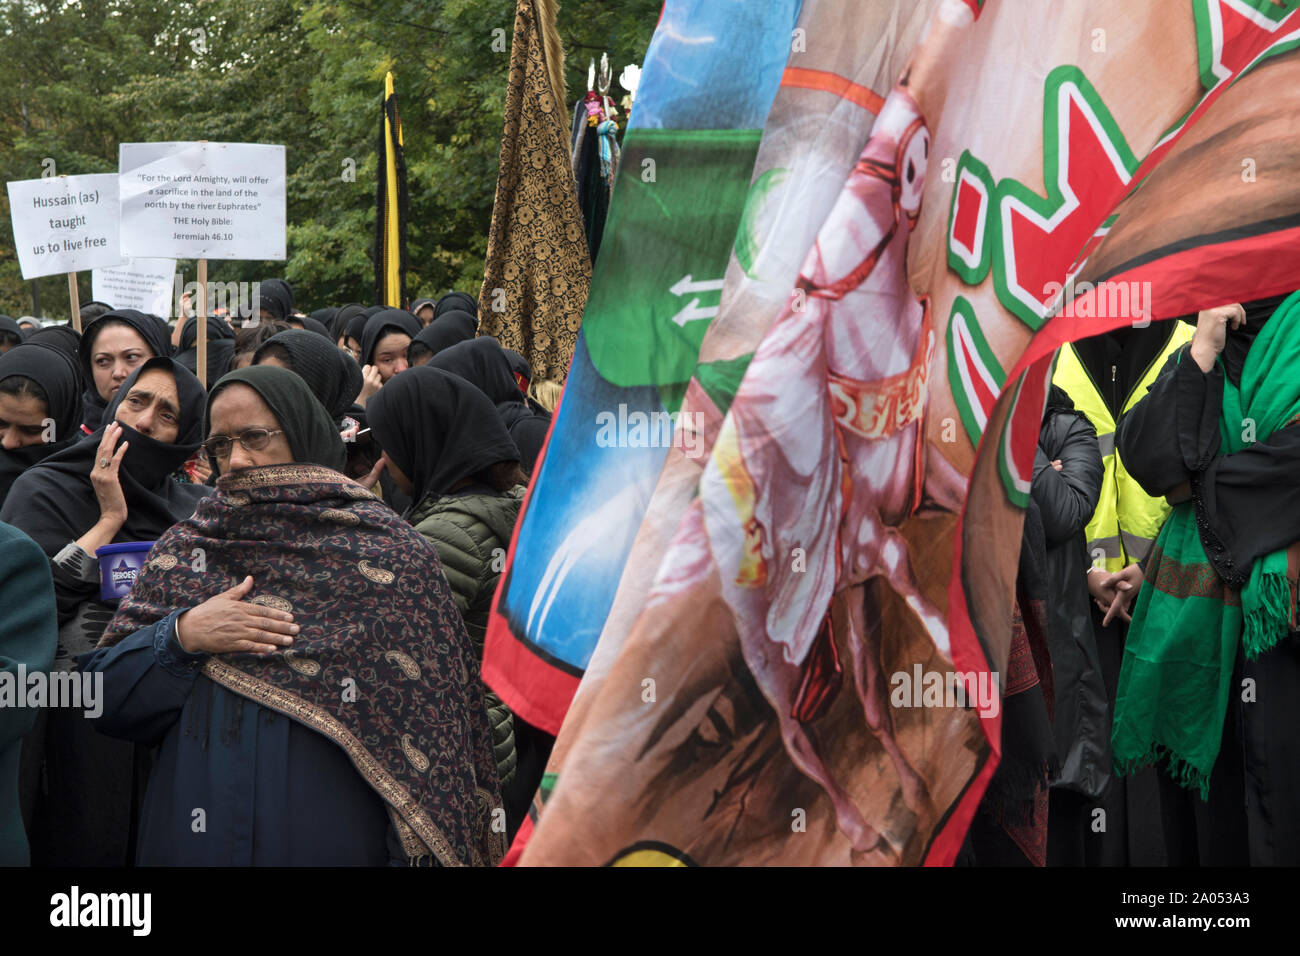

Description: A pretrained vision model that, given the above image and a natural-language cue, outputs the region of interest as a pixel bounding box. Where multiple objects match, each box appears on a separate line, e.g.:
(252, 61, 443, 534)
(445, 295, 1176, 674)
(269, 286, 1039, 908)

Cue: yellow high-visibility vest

(1053, 323, 1194, 572)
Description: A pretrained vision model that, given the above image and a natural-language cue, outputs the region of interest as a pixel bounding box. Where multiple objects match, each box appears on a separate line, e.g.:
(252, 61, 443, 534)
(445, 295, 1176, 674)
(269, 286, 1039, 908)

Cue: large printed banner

(489, 0, 1300, 866)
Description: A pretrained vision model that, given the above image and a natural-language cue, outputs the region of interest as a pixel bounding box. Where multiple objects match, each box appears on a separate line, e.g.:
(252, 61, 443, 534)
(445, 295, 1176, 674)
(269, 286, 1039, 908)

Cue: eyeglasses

(202, 428, 284, 460)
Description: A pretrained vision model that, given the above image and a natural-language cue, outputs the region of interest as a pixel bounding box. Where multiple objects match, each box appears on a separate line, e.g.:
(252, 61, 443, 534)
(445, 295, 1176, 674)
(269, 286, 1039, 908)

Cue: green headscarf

(205, 365, 346, 473)
(1113, 291, 1300, 797)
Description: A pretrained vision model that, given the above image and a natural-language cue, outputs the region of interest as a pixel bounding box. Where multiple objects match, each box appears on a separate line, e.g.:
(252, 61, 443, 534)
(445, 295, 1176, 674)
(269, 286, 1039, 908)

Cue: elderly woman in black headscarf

(0, 356, 208, 866)
(174, 314, 236, 390)
(407, 310, 477, 367)
(251, 327, 388, 487)
(77, 309, 173, 434)
(0, 342, 83, 508)
(368, 366, 547, 837)
(429, 337, 553, 474)
(80, 365, 504, 866)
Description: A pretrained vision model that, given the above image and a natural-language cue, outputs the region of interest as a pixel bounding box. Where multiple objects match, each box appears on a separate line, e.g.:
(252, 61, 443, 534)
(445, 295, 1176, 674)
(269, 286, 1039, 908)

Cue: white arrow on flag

(670, 274, 725, 327)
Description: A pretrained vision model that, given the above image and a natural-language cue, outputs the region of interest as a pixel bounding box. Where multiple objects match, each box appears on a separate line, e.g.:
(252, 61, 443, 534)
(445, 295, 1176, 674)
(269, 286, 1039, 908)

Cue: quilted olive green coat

(411, 486, 524, 791)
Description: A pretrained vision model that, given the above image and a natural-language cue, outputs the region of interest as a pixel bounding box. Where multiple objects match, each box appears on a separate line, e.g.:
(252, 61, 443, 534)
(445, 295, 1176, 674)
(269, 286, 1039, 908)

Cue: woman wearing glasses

(81, 365, 504, 866)
(0, 356, 209, 866)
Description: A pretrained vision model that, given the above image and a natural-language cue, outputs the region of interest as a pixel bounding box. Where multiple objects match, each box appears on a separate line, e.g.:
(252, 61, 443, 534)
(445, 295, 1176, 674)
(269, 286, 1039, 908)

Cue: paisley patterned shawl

(99, 463, 505, 866)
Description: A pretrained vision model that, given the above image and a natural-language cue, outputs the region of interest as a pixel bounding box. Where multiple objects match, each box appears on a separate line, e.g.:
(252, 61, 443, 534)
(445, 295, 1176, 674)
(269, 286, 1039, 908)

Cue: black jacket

(1032, 386, 1110, 798)
(1117, 344, 1300, 589)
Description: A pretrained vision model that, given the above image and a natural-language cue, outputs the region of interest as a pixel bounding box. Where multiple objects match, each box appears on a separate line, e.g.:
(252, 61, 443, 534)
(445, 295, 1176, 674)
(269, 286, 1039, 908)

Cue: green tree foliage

(0, 0, 658, 319)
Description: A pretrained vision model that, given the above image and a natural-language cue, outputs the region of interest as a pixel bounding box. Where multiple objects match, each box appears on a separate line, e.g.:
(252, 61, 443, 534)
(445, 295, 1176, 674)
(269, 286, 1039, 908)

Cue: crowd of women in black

(0, 281, 555, 866)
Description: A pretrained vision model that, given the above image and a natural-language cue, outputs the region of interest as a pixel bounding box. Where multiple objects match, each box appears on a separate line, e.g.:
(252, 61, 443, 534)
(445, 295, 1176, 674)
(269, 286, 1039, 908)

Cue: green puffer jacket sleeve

(411, 487, 524, 794)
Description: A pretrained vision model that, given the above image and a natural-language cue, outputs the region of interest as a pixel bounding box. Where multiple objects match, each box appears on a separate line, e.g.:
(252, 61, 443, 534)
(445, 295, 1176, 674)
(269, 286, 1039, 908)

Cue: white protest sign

(119, 142, 286, 261)
(92, 257, 177, 317)
(6, 174, 122, 279)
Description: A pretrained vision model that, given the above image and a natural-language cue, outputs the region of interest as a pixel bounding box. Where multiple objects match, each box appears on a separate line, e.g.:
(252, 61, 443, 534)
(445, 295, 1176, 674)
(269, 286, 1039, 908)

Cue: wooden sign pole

(68, 272, 81, 332)
(196, 258, 208, 388)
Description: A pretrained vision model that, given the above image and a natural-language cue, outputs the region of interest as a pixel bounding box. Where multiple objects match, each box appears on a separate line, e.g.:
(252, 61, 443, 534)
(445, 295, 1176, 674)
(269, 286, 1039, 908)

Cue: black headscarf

(310, 307, 338, 330)
(410, 298, 437, 322)
(363, 305, 386, 318)
(434, 291, 479, 320)
(331, 303, 365, 342)
(0, 315, 22, 349)
(428, 338, 552, 472)
(496, 400, 551, 474)
(175, 314, 236, 391)
(502, 348, 532, 391)
(78, 309, 174, 431)
(360, 309, 420, 367)
(339, 305, 370, 348)
(1175, 293, 1293, 388)
(1225, 293, 1291, 388)
(254, 279, 294, 322)
(409, 310, 477, 361)
(253, 328, 363, 424)
(0, 356, 208, 557)
(427, 337, 523, 405)
(24, 325, 80, 363)
(0, 342, 85, 505)
(300, 315, 332, 340)
(367, 366, 520, 512)
(206, 365, 346, 473)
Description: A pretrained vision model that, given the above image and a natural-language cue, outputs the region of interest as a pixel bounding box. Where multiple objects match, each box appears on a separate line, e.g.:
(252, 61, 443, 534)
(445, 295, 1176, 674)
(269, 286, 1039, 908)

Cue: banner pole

(197, 258, 208, 389)
(68, 272, 81, 332)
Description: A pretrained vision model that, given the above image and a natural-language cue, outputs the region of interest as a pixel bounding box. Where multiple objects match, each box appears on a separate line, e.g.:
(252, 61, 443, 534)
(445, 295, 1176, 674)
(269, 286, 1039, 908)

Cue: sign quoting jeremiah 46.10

(92, 257, 177, 318)
(118, 141, 286, 261)
(6, 173, 122, 279)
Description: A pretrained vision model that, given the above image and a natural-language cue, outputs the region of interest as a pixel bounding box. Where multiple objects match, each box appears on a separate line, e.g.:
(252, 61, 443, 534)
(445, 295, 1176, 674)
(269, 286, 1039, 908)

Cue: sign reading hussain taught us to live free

(6, 173, 122, 279)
